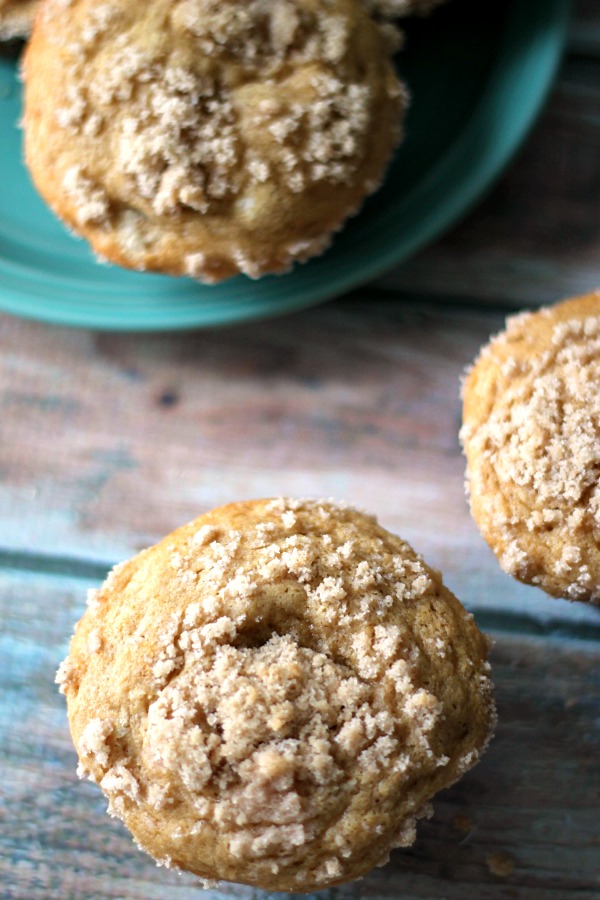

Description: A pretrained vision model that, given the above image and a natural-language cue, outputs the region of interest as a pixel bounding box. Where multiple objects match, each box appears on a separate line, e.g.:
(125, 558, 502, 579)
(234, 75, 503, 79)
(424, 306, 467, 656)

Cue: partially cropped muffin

(23, 0, 406, 283)
(0, 0, 38, 40)
(57, 497, 495, 891)
(462, 292, 600, 604)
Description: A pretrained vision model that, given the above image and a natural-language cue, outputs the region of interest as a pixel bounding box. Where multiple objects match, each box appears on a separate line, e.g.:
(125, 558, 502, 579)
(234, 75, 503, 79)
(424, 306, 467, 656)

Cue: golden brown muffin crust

(462, 292, 600, 603)
(0, 0, 38, 39)
(58, 498, 494, 891)
(24, 0, 406, 282)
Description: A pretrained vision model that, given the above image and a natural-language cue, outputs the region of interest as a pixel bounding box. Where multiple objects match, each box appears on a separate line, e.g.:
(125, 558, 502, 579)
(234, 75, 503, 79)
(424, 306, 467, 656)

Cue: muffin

(57, 498, 495, 891)
(23, 0, 406, 283)
(462, 291, 600, 604)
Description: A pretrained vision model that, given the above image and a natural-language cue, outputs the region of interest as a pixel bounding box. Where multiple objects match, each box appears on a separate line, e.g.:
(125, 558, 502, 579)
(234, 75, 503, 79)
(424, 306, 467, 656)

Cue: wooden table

(1, 2, 599, 898)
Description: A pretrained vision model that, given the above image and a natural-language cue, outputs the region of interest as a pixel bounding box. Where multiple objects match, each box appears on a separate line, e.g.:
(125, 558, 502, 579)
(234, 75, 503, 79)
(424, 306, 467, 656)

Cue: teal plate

(0, 0, 569, 331)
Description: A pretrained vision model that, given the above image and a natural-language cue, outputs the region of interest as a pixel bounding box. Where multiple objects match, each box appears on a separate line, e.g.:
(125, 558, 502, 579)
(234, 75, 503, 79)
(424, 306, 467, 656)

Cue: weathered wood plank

(6, 301, 483, 564)
(1, 569, 598, 899)
(568, 0, 600, 56)
(377, 55, 600, 306)
(0, 302, 599, 631)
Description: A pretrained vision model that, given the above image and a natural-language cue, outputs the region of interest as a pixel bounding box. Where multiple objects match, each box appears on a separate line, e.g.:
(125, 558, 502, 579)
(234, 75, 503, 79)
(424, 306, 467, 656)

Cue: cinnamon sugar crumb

(78, 718, 114, 768)
(62, 497, 494, 890)
(50, 0, 397, 218)
(55, 657, 74, 694)
(27, 0, 406, 281)
(463, 302, 600, 603)
(62, 166, 110, 225)
(87, 629, 102, 653)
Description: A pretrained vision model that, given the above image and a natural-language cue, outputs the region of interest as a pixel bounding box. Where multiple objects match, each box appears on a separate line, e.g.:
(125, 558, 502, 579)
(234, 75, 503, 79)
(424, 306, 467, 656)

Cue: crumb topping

(42, 0, 404, 225)
(78, 717, 114, 769)
(62, 165, 110, 225)
(55, 656, 75, 695)
(61, 498, 494, 889)
(141, 629, 442, 864)
(463, 308, 600, 602)
(132, 500, 449, 863)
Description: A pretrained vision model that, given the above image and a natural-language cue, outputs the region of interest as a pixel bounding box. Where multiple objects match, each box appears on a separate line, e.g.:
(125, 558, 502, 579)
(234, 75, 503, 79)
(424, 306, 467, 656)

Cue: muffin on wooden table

(57, 498, 495, 891)
(462, 292, 600, 604)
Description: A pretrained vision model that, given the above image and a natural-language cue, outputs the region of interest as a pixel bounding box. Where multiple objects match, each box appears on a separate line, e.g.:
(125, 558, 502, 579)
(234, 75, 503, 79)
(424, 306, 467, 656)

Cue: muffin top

(462, 292, 600, 603)
(24, 0, 405, 282)
(57, 498, 494, 891)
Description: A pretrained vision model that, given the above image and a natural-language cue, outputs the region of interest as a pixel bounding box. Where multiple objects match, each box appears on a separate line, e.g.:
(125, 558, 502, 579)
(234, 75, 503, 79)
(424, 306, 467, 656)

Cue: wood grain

(3, 301, 489, 565)
(378, 8, 600, 305)
(1, 569, 598, 900)
(1, 298, 598, 897)
(2, 301, 600, 641)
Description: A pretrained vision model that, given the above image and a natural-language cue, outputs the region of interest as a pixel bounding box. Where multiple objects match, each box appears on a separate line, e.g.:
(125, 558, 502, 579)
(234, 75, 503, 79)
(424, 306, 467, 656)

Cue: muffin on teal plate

(0, 0, 569, 330)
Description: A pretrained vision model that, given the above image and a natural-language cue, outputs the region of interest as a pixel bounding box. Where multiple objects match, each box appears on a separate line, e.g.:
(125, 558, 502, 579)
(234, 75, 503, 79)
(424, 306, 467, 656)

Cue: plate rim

(0, 0, 571, 331)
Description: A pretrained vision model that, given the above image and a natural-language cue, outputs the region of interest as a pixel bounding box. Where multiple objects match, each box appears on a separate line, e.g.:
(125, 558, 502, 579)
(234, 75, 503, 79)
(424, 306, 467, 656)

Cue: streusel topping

(462, 294, 600, 602)
(58, 498, 494, 890)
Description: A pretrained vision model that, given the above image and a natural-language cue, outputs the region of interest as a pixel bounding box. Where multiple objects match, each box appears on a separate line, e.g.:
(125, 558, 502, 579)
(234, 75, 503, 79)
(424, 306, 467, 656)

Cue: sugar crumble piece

(24, 0, 406, 282)
(55, 656, 74, 694)
(462, 294, 600, 603)
(61, 497, 494, 890)
(78, 718, 114, 769)
(101, 762, 140, 809)
(62, 165, 110, 225)
(191, 524, 218, 546)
